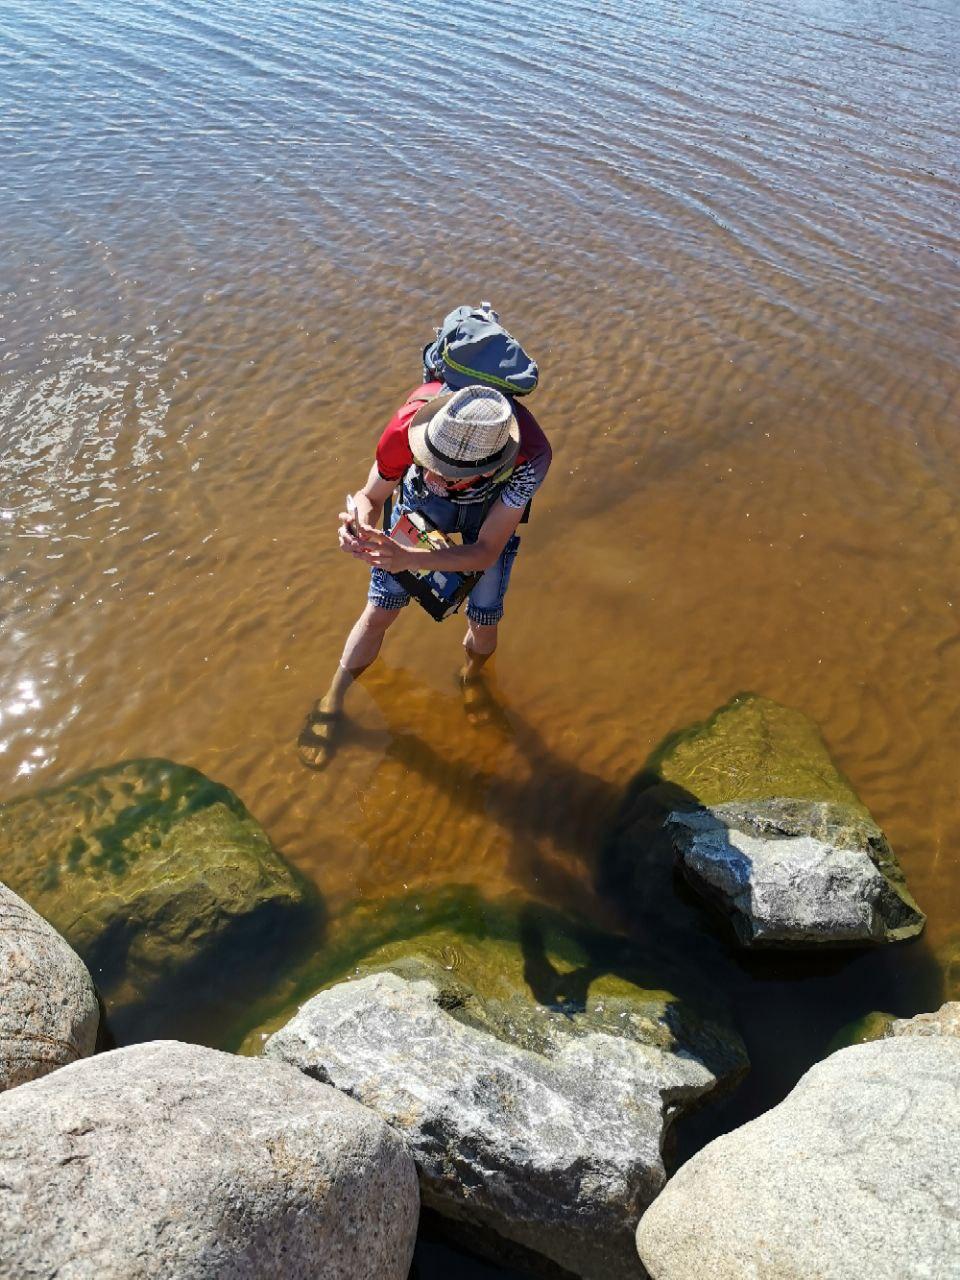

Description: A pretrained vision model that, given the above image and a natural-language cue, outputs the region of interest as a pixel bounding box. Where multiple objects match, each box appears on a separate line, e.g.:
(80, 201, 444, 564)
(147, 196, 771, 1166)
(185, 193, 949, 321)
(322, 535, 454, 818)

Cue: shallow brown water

(2, 0, 960, 1204)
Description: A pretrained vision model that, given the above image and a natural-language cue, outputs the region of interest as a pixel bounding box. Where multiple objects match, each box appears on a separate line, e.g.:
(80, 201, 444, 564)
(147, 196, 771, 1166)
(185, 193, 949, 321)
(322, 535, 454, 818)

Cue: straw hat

(408, 386, 520, 480)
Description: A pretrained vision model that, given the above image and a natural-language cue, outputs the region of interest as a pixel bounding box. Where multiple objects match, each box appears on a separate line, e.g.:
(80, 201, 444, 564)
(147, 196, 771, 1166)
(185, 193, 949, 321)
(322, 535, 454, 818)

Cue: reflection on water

(2, 0, 959, 1258)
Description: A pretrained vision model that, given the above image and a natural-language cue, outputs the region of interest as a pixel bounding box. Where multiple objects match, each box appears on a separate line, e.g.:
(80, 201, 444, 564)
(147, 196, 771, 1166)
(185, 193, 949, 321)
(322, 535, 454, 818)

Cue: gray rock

(0, 880, 99, 1091)
(884, 1002, 960, 1038)
(267, 967, 745, 1280)
(0, 1039, 419, 1280)
(636, 1037, 960, 1280)
(668, 798, 925, 946)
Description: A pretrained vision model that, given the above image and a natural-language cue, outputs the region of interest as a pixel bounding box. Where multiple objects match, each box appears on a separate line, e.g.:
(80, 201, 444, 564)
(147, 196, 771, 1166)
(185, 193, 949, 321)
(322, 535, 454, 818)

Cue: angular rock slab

(0, 1040, 419, 1280)
(668, 798, 925, 946)
(636, 1037, 960, 1280)
(645, 694, 924, 946)
(267, 968, 746, 1280)
(0, 880, 99, 1091)
(0, 759, 313, 1038)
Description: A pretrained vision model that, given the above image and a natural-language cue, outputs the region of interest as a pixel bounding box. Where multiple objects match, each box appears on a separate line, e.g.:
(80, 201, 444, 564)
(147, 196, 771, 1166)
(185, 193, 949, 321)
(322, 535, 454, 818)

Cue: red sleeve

(514, 403, 552, 479)
(374, 382, 442, 481)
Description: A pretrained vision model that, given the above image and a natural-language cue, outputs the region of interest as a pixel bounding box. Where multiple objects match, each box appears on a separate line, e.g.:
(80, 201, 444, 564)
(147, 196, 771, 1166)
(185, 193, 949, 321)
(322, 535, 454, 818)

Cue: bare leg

(460, 621, 500, 726)
(462, 620, 498, 679)
(298, 603, 402, 768)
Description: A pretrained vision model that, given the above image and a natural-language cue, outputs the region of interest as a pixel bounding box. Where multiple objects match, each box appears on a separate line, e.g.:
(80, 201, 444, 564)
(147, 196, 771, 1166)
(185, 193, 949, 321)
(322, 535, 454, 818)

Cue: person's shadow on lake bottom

(348, 663, 943, 1166)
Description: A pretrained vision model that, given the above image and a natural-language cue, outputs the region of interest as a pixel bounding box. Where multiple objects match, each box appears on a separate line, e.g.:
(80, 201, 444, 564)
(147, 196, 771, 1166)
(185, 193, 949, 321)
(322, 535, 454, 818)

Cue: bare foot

(297, 700, 343, 770)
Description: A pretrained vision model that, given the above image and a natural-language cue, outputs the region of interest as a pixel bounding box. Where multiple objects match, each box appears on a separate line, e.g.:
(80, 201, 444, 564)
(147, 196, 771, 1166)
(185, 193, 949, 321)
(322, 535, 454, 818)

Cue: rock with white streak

(636, 1037, 960, 1280)
(267, 966, 747, 1280)
(627, 693, 924, 947)
(0, 880, 99, 1091)
(0, 1039, 419, 1280)
(667, 798, 925, 946)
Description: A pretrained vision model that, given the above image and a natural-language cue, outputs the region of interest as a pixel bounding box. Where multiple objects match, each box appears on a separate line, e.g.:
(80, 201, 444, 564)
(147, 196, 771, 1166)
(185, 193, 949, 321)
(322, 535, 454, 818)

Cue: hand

(358, 531, 413, 574)
(337, 508, 380, 558)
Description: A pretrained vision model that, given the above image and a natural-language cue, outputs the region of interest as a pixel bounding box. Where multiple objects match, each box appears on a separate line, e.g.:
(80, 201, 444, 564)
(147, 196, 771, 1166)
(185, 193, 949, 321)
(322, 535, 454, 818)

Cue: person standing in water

(298, 327, 551, 769)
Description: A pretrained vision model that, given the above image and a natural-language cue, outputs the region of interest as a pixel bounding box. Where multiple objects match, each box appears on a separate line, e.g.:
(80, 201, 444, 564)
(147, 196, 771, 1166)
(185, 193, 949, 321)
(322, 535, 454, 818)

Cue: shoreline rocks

(631, 694, 925, 947)
(668, 797, 925, 946)
(266, 948, 747, 1280)
(636, 1035, 960, 1280)
(0, 1039, 419, 1280)
(0, 880, 99, 1091)
(0, 759, 318, 1042)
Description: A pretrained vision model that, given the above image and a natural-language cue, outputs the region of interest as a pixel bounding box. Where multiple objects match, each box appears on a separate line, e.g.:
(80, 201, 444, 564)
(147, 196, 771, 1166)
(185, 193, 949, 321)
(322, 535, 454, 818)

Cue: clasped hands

(337, 507, 412, 574)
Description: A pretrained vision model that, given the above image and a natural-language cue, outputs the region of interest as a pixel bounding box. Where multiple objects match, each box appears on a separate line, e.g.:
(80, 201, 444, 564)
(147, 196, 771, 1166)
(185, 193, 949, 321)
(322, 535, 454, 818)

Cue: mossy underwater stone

(644, 694, 925, 947)
(264, 890, 748, 1280)
(0, 759, 314, 1041)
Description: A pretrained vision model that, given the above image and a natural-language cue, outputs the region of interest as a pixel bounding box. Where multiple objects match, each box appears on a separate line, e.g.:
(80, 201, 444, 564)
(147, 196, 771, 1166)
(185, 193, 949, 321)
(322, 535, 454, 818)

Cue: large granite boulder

(0, 1039, 419, 1280)
(0, 759, 316, 1042)
(265, 907, 748, 1280)
(641, 694, 924, 946)
(636, 1036, 960, 1280)
(0, 880, 99, 1091)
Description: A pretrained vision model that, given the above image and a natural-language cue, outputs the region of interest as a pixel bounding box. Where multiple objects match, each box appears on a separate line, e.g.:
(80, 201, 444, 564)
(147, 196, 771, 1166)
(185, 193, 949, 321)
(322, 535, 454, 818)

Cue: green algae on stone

(0, 759, 315, 1041)
(238, 886, 748, 1093)
(825, 1009, 897, 1054)
(648, 692, 864, 809)
(610, 694, 925, 949)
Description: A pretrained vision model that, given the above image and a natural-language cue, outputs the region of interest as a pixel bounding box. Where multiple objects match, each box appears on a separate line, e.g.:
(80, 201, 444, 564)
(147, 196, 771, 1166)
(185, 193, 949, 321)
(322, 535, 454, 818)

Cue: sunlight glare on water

(2, 0, 959, 1078)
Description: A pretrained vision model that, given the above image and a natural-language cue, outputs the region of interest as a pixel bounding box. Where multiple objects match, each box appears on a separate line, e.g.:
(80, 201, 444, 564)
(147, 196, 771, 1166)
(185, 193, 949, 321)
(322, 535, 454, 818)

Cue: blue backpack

(422, 302, 539, 397)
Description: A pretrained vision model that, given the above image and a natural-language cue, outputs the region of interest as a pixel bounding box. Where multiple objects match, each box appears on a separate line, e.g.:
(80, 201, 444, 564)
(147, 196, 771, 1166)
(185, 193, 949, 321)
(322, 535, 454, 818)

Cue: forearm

(402, 542, 496, 574)
(353, 490, 382, 527)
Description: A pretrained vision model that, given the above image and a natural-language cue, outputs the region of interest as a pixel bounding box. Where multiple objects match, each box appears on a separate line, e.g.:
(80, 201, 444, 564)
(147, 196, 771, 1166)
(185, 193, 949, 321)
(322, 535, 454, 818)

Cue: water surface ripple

(2, 0, 959, 1150)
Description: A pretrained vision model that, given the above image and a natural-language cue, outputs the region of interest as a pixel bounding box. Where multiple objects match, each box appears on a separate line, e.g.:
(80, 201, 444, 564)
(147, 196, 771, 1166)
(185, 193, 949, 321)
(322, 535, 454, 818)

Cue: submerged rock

(265, 904, 747, 1280)
(635, 1036, 960, 1280)
(642, 694, 924, 946)
(0, 759, 315, 1041)
(0, 1039, 419, 1280)
(0, 881, 99, 1091)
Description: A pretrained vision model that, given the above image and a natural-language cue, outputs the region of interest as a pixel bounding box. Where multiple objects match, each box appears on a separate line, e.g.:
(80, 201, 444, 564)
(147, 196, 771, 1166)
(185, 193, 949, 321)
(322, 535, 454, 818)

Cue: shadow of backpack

(422, 302, 539, 397)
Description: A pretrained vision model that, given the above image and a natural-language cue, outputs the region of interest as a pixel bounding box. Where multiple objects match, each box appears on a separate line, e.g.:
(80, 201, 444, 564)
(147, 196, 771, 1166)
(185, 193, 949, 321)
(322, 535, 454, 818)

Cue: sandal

(297, 706, 343, 771)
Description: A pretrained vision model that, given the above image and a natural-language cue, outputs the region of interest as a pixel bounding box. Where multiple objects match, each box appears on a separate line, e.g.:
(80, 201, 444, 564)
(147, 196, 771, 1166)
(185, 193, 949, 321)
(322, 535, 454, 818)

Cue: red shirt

(375, 382, 552, 510)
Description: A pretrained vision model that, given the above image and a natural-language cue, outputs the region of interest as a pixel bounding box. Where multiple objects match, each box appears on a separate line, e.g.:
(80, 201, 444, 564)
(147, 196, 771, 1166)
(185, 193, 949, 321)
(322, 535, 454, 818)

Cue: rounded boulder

(0, 1039, 419, 1279)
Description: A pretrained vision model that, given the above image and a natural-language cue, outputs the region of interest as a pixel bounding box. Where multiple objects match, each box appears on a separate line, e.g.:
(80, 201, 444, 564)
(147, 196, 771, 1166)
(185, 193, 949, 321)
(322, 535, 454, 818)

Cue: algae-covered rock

(648, 692, 863, 808)
(0, 881, 99, 1091)
(240, 887, 746, 1082)
(632, 695, 924, 947)
(825, 1009, 896, 1053)
(0, 760, 314, 1042)
(942, 935, 960, 1001)
(262, 890, 747, 1280)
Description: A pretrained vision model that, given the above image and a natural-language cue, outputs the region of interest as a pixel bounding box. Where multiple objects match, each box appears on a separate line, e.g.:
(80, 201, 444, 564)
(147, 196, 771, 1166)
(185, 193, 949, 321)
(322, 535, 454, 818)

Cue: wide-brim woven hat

(408, 386, 520, 480)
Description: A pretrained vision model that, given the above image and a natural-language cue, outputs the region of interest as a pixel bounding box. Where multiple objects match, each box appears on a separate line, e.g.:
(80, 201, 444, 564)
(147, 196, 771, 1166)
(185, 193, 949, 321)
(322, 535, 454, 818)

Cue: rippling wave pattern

(2, 0, 959, 971)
